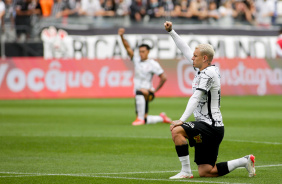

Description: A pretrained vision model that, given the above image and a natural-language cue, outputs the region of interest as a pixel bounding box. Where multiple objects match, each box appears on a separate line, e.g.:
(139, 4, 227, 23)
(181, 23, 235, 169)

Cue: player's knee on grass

(198, 164, 219, 177)
(198, 167, 211, 177)
(198, 170, 209, 177)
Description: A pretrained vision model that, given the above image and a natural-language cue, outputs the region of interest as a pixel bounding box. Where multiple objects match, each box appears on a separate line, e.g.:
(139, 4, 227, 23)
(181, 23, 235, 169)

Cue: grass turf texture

(0, 96, 281, 184)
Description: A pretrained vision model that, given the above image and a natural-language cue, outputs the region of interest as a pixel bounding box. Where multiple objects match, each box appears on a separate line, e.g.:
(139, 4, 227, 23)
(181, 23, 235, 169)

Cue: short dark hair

(139, 44, 151, 50)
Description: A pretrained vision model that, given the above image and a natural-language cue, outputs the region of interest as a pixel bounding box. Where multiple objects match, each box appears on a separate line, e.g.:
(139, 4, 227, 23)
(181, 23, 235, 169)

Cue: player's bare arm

(118, 28, 134, 59)
(154, 73, 167, 93)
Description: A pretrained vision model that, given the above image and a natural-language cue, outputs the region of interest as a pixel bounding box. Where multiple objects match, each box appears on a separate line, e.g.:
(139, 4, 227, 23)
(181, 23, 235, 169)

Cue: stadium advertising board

(41, 27, 277, 60)
(0, 57, 281, 99)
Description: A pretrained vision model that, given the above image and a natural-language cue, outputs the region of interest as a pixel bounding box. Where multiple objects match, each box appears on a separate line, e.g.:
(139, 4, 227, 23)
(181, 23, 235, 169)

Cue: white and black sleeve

(169, 29, 193, 64)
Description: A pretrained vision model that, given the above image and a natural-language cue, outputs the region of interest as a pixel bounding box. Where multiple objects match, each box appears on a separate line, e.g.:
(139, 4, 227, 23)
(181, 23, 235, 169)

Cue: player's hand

(118, 28, 125, 36)
(164, 21, 172, 32)
(170, 120, 183, 131)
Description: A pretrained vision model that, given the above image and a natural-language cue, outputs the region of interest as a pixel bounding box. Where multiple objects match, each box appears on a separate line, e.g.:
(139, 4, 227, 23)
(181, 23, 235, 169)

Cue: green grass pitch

(0, 96, 281, 184)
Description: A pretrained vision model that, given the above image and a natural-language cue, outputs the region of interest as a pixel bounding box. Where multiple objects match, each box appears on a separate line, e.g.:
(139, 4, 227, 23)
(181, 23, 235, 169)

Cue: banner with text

(41, 27, 278, 60)
(0, 58, 281, 99)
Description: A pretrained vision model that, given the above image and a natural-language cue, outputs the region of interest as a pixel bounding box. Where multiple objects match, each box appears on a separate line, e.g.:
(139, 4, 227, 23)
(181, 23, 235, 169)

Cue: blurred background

(0, 0, 281, 40)
(0, 0, 282, 54)
(0, 0, 282, 99)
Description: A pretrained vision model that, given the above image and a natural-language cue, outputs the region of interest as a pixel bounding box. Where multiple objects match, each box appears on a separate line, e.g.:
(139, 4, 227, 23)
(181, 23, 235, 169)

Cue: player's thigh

(139, 88, 149, 96)
(171, 126, 188, 138)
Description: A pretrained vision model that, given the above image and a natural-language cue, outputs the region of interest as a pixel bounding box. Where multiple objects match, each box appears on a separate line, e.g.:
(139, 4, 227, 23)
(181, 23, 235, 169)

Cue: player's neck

(141, 58, 148, 62)
(199, 65, 209, 71)
(199, 62, 213, 71)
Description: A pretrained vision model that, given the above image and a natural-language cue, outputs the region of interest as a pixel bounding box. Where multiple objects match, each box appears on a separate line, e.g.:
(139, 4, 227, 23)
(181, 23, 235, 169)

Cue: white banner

(41, 27, 277, 59)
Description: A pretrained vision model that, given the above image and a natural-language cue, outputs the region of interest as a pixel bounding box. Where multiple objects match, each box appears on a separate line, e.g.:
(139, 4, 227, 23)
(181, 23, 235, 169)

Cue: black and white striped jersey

(192, 65, 224, 127)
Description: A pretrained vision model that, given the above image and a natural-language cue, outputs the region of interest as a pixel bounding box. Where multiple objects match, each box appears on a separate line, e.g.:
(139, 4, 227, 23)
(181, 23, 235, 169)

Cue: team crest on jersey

(193, 134, 202, 143)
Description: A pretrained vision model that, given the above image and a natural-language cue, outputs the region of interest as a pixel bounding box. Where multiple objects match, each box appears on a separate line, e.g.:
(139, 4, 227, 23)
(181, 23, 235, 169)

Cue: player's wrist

(166, 28, 171, 32)
(168, 29, 175, 34)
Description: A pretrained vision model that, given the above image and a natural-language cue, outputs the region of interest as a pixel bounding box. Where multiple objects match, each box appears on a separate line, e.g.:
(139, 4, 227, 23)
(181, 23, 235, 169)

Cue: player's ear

(203, 55, 208, 62)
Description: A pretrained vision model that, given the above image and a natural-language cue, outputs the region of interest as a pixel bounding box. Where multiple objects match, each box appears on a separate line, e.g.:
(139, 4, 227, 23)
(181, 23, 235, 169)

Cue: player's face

(192, 48, 204, 70)
(139, 47, 149, 61)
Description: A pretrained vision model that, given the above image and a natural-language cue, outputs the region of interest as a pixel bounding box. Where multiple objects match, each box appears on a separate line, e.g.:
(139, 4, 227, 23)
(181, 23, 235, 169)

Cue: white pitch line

(94, 135, 282, 145)
(92, 170, 181, 175)
(224, 139, 282, 145)
(0, 173, 250, 184)
(0, 175, 39, 178)
(0, 172, 35, 175)
(0, 172, 87, 177)
(16, 134, 282, 145)
(89, 175, 250, 184)
(85, 164, 282, 175)
(0, 163, 281, 182)
(0, 164, 281, 176)
(255, 164, 282, 168)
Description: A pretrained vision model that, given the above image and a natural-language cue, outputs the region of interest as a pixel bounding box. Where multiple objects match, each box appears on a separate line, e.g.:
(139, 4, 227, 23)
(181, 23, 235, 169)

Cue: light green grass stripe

(5, 135, 281, 145)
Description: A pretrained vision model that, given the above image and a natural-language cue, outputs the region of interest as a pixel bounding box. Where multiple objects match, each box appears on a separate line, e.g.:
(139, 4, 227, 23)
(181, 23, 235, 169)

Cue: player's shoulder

(201, 65, 219, 77)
